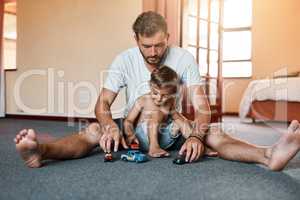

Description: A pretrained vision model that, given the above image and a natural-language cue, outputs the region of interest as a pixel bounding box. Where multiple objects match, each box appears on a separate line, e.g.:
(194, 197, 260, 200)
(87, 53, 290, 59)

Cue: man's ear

(134, 34, 139, 43)
(166, 33, 170, 41)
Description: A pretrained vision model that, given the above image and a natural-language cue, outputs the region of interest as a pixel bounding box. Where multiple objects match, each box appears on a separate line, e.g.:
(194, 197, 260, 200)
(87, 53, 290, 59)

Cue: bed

(239, 77, 300, 122)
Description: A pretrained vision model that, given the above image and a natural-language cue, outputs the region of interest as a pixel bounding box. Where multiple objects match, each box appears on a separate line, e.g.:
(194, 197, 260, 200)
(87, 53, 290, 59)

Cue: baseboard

(222, 112, 239, 116)
(5, 114, 98, 123)
(4, 112, 239, 122)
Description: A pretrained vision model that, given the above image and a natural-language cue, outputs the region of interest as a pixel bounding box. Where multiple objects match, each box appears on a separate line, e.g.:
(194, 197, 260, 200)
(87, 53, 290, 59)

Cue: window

(182, 0, 253, 78)
(181, 0, 221, 106)
(222, 0, 252, 77)
(182, 0, 220, 78)
(3, 10, 17, 70)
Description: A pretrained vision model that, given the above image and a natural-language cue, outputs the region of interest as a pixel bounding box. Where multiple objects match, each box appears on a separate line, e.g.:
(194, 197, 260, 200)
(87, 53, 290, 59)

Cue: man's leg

(14, 123, 103, 168)
(205, 120, 300, 171)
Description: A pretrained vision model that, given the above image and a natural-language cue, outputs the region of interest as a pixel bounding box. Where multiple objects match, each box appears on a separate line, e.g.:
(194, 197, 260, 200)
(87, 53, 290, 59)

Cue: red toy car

(104, 153, 113, 162)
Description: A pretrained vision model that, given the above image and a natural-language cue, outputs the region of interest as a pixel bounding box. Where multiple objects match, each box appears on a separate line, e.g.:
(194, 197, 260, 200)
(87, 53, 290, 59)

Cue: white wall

(223, 0, 300, 113)
(6, 0, 142, 118)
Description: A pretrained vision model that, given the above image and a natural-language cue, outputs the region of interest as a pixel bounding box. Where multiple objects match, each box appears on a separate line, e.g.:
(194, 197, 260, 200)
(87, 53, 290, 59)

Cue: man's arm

(179, 85, 211, 162)
(95, 88, 128, 152)
(123, 98, 144, 145)
(188, 85, 211, 138)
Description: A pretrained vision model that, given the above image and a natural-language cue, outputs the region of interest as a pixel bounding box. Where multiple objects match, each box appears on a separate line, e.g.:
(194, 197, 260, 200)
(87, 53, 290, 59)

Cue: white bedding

(239, 77, 300, 120)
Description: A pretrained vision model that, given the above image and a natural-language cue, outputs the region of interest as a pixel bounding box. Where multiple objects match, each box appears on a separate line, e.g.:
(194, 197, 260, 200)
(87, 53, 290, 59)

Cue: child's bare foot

(266, 120, 300, 171)
(148, 146, 170, 157)
(14, 129, 42, 168)
(204, 147, 218, 157)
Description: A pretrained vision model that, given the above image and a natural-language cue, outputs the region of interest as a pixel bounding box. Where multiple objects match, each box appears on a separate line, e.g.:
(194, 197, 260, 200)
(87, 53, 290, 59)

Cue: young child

(124, 65, 193, 157)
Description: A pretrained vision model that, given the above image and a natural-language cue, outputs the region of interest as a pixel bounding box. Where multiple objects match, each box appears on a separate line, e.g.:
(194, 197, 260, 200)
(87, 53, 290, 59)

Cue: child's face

(150, 84, 177, 106)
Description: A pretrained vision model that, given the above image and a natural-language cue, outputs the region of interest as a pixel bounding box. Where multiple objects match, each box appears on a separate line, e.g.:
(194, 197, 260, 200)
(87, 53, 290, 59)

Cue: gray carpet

(1, 118, 300, 200)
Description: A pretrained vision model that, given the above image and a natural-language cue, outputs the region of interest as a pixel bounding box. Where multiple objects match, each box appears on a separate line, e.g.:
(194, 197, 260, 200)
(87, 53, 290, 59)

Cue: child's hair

(150, 65, 179, 93)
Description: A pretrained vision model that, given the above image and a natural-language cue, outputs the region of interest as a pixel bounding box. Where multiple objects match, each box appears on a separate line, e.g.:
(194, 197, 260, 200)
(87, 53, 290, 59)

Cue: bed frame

(248, 100, 300, 122)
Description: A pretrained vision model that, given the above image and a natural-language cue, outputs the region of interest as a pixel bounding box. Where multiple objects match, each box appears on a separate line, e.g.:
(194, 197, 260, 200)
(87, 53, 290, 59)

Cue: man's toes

(19, 129, 28, 136)
(16, 134, 22, 141)
(289, 120, 300, 132)
(27, 129, 36, 139)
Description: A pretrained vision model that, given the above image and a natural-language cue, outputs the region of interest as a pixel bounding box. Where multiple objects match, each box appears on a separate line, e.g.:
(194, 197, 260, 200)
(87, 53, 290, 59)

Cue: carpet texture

(1, 118, 300, 200)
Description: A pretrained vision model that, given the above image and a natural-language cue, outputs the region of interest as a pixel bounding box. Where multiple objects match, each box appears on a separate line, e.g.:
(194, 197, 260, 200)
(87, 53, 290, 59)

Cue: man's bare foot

(148, 146, 170, 158)
(266, 120, 300, 171)
(288, 120, 299, 133)
(14, 129, 42, 168)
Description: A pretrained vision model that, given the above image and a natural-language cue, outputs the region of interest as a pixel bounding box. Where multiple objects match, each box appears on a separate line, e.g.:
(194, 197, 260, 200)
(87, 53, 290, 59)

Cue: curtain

(0, 0, 5, 117)
(142, 0, 182, 46)
(0, 68, 4, 117)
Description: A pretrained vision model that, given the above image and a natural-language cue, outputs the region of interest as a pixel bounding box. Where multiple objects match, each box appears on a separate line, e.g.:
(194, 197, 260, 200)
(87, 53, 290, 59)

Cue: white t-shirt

(104, 46, 203, 116)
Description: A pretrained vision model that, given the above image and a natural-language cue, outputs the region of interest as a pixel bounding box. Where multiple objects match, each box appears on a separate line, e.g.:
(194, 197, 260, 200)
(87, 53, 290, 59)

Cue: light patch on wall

(3, 13, 17, 70)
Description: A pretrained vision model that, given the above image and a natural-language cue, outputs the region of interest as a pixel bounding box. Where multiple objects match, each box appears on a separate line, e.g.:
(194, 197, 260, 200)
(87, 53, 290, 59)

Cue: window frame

(222, 0, 253, 78)
(181, 0, 222, 106)
(3, 9, 17, 71)
(181, 0, 253, 79)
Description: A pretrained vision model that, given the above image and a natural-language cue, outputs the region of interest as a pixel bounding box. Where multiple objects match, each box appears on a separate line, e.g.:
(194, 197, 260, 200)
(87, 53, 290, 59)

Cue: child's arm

(170, 102, 193, 138)
(124, 97, 144, 145)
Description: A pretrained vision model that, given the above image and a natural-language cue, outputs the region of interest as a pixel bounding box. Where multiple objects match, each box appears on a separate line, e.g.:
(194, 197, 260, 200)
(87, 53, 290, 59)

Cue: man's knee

(84, 123, 102, 144)
(205, 128, 229, 149)
(87, 123, 100, 133)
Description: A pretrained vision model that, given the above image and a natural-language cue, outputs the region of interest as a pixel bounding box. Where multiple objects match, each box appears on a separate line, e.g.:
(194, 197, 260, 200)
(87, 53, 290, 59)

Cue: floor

(0, 117, 300, 200)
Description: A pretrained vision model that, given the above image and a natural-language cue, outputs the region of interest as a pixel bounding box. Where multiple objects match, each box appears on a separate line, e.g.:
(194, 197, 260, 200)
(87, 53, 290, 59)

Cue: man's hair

(132, 11, 168, 38)
(150, 65, 178, 93)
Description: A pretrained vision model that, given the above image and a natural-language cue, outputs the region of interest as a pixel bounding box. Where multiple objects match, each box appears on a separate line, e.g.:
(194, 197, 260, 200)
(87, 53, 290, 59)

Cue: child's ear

(149, 81, 153, 87)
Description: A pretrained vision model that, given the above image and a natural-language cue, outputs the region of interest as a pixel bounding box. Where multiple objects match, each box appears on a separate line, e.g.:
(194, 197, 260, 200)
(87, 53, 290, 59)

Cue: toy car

(121, 150, 148, 163)
(130, 143, 139, 150)
(104, 153, 113, 162)
(173, 154, 187, 165)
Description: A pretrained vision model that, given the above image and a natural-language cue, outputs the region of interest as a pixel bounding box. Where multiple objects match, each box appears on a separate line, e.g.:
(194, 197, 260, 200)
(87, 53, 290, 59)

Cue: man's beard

(139, 48, 168, 66)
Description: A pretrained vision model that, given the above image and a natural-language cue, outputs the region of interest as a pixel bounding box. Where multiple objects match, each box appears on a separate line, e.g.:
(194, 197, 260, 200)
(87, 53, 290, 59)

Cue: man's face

(150, 84, 176, 106)
(136, 31, 169, 66)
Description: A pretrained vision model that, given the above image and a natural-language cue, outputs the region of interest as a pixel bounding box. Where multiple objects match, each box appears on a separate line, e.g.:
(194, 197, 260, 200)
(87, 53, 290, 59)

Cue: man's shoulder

(166, 46, 195, 65)
(111, 47, 141, 71)
(118, 47, 140, 58)
(168, 46, 191, 57)
(164, 46, 196, 73)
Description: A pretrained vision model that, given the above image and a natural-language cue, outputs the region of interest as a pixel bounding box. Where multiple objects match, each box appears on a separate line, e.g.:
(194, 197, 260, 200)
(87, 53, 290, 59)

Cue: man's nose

(150, 46, 156, 56)
(157, 94, 162, 101)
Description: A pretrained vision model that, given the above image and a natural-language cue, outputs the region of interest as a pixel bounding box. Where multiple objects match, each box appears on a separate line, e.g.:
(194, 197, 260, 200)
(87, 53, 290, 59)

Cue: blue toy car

(121, 150, 148, 163)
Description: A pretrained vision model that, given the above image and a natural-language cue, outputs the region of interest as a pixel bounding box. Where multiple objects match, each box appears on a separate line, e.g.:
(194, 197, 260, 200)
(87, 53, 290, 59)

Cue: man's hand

(99, 125, 128, 153)
(179, 137, 205, 163)
(125, 132, 140, 146)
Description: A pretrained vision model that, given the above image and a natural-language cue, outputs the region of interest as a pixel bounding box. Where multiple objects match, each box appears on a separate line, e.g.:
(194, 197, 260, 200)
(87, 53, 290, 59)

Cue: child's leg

(171, 120, 218, 156)
(147, 120, 170, 157)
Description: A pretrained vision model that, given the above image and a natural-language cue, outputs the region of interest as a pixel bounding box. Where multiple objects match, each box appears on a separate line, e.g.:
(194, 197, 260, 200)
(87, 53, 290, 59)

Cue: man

(14, 11, 300, 171)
